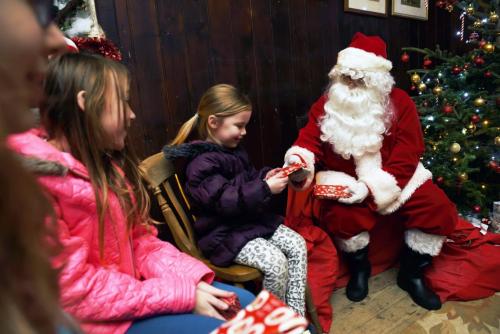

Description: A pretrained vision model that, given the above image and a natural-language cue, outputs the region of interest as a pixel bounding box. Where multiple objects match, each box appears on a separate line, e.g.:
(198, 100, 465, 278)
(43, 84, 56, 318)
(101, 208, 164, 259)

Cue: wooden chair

(140, 152, 323, 333)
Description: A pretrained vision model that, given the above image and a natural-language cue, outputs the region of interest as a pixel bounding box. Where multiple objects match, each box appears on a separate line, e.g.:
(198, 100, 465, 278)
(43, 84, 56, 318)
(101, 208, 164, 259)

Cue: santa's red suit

(286, 90, 458, 254)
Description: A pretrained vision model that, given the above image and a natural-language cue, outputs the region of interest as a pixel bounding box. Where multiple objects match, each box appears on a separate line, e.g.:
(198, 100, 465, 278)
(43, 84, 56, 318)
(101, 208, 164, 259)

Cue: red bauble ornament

(452, 66, 462, 75)
(484, 71, 493, 78)
(442, 104, 454, 114)
(489, 161, 498, 170)
(474, 56, 485, 66)
(464, 63, 470, 70)
(423, 58, 433, 68)
(471, 114, 480, 123)
(435, 0, 445, 8)
(436, 176, 444, 184)
(473, 205, 481, 213)
(401, 52, 410, 63)
(479, 39, 487, 48)
(410, 85, 416, 91)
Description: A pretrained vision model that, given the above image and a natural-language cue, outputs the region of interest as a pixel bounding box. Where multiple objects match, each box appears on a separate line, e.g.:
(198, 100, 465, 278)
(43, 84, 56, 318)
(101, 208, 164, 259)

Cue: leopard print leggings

(234, 224, 307, 316)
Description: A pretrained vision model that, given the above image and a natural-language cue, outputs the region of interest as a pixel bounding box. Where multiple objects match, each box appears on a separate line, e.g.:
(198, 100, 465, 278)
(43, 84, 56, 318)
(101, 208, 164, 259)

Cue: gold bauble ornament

(450, 142, 461, 153)
(432, 86, 443, 96)
(458, 172, 468, 182)
(495, 136, 500, 146)
(411, 73, 421, 84)
(473, 96, 485, 107)
(466, 4, 474, 15)
(483, 42, 495, 54)
(473, 20, 482, 29)
(418, 82, 427, 92)
(489, 11, 499, 23)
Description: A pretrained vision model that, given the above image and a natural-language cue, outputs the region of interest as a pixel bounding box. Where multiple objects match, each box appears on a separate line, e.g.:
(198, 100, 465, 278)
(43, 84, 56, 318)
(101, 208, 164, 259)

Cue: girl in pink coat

(8, 52, 254, 334)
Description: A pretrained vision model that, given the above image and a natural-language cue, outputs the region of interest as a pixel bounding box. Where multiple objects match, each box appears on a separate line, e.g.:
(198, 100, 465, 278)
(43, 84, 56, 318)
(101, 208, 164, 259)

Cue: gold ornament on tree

(466, 3, 474, 15)
(473, 96, 485, 106)
(495, 136, 500, 146)
(450, 142, 461, 153)
(458, 172, 468, 182)
(489, 11, 499, 23)
(418, 82, 427, 92)
(483, 42, 495, 54)
(473, 20, 482, 29)
(411, 73, 421, 84)
(433, 85, 443, 96)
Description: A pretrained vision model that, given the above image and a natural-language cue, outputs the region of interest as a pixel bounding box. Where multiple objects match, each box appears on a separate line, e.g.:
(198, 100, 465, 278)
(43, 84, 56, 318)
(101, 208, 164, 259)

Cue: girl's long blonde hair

(170, 84, 251, 145)
(42, 53, 150, 258)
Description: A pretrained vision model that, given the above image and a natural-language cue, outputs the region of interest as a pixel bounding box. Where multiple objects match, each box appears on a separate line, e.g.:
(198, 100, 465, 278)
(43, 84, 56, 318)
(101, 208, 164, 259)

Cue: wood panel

(96, 0, 460, 167)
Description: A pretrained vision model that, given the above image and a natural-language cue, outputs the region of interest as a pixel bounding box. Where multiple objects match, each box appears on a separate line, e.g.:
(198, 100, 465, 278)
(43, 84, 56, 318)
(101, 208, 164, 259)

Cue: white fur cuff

(354, 152, 401, 211)
(335, 231, 370, 253)
(315, 170, 357, 187)
(284, 146, 315, 191)
(405, 229, 445, 256)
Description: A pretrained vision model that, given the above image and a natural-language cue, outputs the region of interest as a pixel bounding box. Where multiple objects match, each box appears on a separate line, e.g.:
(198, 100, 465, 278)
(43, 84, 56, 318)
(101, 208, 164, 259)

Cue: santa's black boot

(397, 245, 442, 310)
(343, 246, 371, 302)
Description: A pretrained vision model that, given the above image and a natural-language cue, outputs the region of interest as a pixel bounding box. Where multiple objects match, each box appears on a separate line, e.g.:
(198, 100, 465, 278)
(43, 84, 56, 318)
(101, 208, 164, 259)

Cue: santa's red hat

(336, 32, 392, 72)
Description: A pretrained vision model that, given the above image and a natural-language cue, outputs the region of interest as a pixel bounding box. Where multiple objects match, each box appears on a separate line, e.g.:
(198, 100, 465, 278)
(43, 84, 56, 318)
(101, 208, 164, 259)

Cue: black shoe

(343, 246, 371, 302)
(397, 245, 442, 310)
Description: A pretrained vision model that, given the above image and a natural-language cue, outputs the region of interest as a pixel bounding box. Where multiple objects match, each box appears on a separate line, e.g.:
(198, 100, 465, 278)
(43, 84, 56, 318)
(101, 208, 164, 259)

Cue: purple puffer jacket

(163, 142, 282, 266)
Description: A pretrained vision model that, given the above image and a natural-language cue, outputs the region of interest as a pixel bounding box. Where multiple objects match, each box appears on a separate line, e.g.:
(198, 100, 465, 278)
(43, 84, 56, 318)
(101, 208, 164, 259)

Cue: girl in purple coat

(164, 84, 308, 316)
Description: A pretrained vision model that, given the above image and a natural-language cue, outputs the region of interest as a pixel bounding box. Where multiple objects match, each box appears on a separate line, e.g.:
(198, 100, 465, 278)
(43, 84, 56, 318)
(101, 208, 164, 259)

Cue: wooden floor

(329, 269, 500, 334)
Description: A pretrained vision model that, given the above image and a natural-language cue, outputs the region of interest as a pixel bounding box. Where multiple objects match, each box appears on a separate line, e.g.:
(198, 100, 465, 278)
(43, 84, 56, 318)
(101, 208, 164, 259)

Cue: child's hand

(264, 168, 282, 180)
(193, 281, 235, 320)
(265, 172, 289, 194)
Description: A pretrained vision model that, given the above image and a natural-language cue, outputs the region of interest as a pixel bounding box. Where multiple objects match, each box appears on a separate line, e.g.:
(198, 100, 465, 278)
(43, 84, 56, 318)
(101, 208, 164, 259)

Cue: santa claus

(284, 32, 457, 310)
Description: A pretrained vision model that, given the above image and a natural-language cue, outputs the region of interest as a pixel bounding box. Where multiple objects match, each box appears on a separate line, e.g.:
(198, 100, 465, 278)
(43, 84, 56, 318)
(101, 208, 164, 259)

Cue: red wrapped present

(211, 290, 308, 334)
(280, 163, 307, 177)
(219, 294, 242, 320)
(313, 184, 351, 200)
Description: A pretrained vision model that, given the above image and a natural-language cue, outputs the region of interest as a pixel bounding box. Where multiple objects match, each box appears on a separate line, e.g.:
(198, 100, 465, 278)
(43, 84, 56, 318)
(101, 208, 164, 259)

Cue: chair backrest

(140, 152, 203, 258)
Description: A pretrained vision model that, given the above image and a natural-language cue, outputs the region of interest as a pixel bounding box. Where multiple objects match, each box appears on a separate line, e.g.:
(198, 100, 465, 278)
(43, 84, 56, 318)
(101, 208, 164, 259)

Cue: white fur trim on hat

(354, 152, 401, 211)
(337, 47, 392, 73)
(284, 146, 315, 191)
(405, 229, 445, 256)
(335, 231, 370, 253)
(379, 163, 433, 215)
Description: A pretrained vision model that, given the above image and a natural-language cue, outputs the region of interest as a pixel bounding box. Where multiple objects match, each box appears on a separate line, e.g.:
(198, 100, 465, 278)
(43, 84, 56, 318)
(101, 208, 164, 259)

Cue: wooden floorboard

(329, 268, 500, 334)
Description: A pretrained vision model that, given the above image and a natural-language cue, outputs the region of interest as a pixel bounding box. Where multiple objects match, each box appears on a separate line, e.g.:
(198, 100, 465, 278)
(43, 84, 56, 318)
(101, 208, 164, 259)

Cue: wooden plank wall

(96, 0, 459, 166)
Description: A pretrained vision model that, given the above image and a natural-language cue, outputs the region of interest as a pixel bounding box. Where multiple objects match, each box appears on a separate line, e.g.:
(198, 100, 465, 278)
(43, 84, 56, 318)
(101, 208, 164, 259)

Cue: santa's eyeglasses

(339, 74, 365, 88)
(29, 0, 59, 29)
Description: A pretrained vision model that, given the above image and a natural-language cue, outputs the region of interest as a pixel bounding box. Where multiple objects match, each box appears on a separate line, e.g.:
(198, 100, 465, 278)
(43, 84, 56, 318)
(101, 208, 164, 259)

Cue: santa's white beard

(320, 82, 392, 160)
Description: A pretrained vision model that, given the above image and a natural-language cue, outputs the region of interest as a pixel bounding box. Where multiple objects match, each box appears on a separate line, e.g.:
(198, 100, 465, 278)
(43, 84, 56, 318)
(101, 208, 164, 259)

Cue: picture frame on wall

(344, 0, 388, 17)
(392, 0, 428, 20)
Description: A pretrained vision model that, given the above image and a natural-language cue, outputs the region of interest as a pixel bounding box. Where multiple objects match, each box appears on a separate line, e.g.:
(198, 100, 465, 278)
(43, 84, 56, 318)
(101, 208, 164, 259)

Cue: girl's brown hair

(170, 84, 251, 145)
(42, 53, 150, 258)
(0, 144, 61, 333)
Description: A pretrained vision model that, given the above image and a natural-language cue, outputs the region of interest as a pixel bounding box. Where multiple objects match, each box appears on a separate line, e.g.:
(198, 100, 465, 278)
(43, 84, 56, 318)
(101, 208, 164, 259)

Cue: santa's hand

(284, 154, 309, 183)
(338, 181, 369, 204)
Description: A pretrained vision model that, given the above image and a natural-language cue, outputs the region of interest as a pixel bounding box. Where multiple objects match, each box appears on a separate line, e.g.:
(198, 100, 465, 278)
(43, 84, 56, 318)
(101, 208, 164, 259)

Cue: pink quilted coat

(8, 130, 215, 334)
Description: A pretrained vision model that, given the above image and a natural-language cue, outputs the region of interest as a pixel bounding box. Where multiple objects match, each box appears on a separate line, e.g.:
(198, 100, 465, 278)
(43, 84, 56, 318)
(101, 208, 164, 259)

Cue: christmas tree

(400, 0, 499, 219)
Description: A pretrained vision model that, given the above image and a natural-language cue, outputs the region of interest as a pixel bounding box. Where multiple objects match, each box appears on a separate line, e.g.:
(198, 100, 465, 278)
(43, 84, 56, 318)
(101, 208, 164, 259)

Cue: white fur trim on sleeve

(315, 170, 357, 187)
(284, 146, 315, 191)
(379, 163, 433, 215)
(354, 152, 401, 211)
(336, 47, 392, 73)
(335, 231, 370, 253)
(405, 229, 445, 256)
